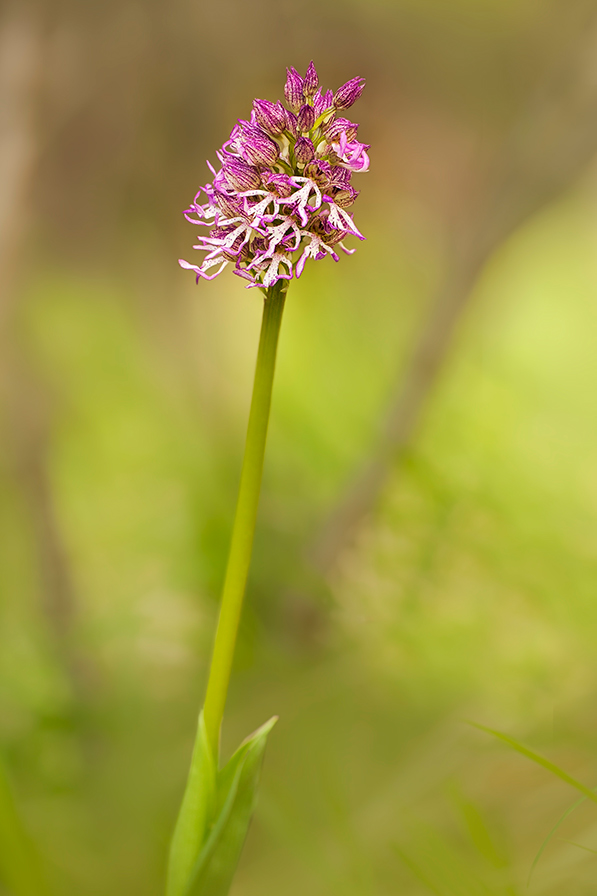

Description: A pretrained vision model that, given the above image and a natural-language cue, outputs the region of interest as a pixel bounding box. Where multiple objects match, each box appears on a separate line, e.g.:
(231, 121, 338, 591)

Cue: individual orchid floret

(304, 159, 333, 189)
(323, 118, 359, 142)
(334, 186, 360, 208)
(332, 131, 370, 173)
(180, 61, 369, 289)
(253, 99, 287, 137)
(313, 88, 334, 118)
(284, 109, 298, 137)
(284, 67, 304, 111)
(294, 137, 315, 165)
(247, 251, 293, 288)
(333, 76, 366, 110)
(295, 232, 338, 277)
(262, 172, 294, 197)
(235, 123, 280, 167)
(297, 104, 315, 133)
(303, 61, 319, 98)
(223, 160, 261, 191)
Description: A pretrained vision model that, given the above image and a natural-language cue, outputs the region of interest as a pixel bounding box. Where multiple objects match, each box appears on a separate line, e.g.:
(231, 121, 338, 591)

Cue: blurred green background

(3, 0, 597, 893)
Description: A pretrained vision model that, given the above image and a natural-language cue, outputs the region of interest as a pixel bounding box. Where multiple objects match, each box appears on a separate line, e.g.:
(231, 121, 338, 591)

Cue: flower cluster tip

(179, 62, 369, 290)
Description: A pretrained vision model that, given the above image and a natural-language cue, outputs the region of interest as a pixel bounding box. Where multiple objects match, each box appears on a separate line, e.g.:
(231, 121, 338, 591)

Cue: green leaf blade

(167, 711, 216, 896)
(186, 716, 277, 896)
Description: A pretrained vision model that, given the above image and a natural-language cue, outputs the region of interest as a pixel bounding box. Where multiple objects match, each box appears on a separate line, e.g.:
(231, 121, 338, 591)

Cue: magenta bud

(214, 190, 243, 218)
(284, 66, 304, 111)
(284, 109, 298, 138)
(303, 61, 319, 98)
(313, 88, 334, 118)
(238, 125, 279, 167)
(297, 104, 315, 133)
(333, 76, 366, 110)
(223, 160, 261, 191)
(294, 136, 315, 164)
(253, 99, 287, 137)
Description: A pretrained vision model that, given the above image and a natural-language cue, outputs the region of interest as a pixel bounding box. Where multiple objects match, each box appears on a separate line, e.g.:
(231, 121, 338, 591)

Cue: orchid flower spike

(179, 62, 369, 289)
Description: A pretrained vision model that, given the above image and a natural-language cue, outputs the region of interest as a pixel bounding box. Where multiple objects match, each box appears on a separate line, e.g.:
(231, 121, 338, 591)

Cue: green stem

(203, 280, 287, 759)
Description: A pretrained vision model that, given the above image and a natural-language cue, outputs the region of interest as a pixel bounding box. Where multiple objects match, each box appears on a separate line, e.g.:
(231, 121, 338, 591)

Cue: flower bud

(284, 109, 298, 138)
(284, 66, 304, 111)
(223, 160, 261, 191)
(297, 104, 315, 133)
(303, 61, 319, 98)
(313, 88, 334, 118)
(333, 76, 366, 110)
(238, 125, 279, 167)
(253, 99, 287, 137)
(294, 136, 315, 164)
(214, 190, 243, 218)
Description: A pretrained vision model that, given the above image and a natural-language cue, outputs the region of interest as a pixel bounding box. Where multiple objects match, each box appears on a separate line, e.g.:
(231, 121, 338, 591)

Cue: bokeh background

(3, 0, 597, 893)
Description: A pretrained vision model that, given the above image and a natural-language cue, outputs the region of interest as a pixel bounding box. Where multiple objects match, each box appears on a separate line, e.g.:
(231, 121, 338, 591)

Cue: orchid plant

(168, 62, 368, 896)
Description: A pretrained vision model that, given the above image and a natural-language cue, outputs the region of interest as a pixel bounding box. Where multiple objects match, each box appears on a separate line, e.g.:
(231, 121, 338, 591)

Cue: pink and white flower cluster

(179, 62, 369, 290)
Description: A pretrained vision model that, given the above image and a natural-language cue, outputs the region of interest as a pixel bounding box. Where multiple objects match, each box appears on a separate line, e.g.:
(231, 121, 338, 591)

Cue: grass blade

(468, 722, 597, 888)
(467, 722, 597, 805)
(527, 789, 597, 886)
(560, 839, 597, 856)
